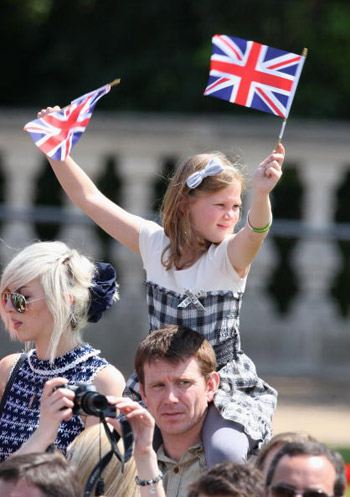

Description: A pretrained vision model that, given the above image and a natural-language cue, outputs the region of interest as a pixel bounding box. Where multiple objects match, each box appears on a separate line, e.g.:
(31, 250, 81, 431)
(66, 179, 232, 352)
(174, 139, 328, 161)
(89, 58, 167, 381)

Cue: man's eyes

(179, 380, 192, 386)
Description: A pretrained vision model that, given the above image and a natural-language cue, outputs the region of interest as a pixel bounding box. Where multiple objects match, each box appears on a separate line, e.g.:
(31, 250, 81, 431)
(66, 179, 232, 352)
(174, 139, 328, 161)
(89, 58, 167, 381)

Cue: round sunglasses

(269, 484, 334, 497)
(1, 292, 46, 313)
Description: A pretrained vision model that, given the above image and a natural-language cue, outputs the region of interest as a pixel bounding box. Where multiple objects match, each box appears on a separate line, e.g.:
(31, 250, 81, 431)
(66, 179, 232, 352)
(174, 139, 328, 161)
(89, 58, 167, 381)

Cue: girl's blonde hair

(161, 152, 246, 270)
(68, 423, 139, 497)
(0, 241, 119, 361)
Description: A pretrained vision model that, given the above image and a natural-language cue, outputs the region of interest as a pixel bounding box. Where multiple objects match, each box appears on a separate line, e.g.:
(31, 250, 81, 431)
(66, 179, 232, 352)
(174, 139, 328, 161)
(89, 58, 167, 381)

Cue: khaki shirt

(157, 443, 206, 497)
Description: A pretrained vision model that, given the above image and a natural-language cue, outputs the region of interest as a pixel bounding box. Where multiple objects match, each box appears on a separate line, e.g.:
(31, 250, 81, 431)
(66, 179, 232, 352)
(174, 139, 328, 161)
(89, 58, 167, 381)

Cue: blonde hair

(0, 241, 119, 362)
(161, 152, 246, 270)
(68, 424, 139, 497)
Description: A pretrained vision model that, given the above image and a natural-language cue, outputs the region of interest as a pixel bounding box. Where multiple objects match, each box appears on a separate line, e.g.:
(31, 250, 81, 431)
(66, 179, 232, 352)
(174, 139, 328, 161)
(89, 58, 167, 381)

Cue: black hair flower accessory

(88, 262, 117, 323)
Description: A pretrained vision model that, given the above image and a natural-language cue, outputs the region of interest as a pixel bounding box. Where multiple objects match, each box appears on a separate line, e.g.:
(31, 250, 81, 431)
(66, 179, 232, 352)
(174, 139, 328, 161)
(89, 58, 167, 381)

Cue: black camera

(55, 382, 116, 418)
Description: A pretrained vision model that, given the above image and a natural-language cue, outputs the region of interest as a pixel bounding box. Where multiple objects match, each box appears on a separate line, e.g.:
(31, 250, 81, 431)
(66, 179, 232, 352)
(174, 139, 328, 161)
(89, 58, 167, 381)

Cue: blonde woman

(68, 423, 139, 497)
(67, 398, 165, 497)
(0, 241, 125, 460)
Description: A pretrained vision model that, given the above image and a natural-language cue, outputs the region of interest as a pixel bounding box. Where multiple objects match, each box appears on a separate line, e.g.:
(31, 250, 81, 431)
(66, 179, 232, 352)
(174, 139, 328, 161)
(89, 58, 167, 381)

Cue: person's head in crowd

(0, 240, 118, 362)
(68, 423, 139, 497)
(0, 452, 82, 497)
(135, 325, 220, 457)
(264, 441, 346, 497)
(188, 461, 264, 497)
(255, 431, 317, 476)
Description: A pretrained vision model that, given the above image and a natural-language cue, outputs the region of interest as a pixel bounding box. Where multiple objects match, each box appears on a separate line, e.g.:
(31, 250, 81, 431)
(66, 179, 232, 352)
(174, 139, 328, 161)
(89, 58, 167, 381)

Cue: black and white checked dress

(125, 220, 277, 447)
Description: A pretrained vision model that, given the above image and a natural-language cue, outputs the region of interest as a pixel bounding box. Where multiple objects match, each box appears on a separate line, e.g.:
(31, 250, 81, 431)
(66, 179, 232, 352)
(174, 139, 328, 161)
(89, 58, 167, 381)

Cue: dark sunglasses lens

(304, 492, 328, 497)
(271, 487, 296, 497)
(12, 293, 26, 313)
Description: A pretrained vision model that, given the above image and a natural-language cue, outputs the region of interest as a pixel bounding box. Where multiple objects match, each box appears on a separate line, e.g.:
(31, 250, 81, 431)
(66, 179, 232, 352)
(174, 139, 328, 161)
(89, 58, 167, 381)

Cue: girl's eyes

(215, 204, 240, 209)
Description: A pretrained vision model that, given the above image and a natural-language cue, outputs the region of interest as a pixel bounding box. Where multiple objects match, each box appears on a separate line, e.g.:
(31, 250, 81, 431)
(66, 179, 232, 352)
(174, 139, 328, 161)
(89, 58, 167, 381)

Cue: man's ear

(139, 382, 147, 407)
(206, 371, 220, 402)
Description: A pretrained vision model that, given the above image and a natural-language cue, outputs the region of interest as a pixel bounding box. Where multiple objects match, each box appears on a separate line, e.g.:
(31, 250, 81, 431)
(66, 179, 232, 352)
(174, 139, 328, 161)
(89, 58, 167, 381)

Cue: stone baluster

(111, 153, 161, 345)
(59, 153, 102, 258)
(114, 153, 160, 290)
(0, 150, 41, 263)
(290, 160, 343, 370)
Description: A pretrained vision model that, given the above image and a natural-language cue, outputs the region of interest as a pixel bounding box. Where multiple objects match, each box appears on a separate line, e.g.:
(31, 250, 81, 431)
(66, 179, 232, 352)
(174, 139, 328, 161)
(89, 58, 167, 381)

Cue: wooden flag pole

(109, 78, 121, 87)
(276, 47, 308, 149)
(61, 79, 121, 110)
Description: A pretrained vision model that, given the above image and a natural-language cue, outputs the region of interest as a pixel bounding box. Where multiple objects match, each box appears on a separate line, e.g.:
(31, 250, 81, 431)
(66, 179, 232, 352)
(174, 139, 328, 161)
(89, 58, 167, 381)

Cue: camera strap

(84, 413, 134, 497)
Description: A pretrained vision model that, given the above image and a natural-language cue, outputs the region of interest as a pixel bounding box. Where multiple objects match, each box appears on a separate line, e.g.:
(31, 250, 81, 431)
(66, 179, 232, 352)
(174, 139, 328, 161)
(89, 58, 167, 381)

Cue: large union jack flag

(24, 83, 111, 160)
(204, 35, 306, 118)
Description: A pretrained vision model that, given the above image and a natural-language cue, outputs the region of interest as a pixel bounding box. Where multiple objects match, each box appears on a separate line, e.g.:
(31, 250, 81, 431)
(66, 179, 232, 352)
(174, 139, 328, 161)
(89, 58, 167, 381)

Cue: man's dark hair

(188, 461, 264, 497)
(0, 452, 82, 497)
(265, 441, 346, 497)
(135, 324, 217, 386)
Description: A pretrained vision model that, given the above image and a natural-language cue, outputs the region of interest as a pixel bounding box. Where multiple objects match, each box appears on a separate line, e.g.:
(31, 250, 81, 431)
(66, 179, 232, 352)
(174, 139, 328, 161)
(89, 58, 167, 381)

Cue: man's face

(140, 356, 218, 439)
(266, 455, 337, 497)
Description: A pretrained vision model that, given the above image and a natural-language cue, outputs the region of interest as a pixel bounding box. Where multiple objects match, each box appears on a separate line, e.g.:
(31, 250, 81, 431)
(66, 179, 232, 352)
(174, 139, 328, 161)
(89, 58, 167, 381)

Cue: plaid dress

(125, 220, 277, 446)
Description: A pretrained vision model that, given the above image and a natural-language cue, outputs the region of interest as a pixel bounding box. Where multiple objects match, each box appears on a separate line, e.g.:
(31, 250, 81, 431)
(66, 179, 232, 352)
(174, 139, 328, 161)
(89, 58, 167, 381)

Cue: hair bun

(88, 262, 118, 323)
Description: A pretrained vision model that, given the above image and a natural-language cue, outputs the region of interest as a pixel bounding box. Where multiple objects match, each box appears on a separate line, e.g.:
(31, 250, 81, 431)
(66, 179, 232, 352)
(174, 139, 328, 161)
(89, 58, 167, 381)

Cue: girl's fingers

(37, 105, 61, 118)
(264, 164, 282, 179)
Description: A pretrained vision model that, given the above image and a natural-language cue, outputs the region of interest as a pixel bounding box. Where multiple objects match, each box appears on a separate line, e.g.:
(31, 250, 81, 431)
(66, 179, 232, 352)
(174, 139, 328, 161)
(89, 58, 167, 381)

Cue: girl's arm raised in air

(38, 107, 143, 255)
(228, 143, 285, 277)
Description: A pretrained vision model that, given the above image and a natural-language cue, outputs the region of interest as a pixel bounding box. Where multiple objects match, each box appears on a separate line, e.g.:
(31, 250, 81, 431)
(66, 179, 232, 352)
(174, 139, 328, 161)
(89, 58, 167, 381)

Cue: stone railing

(0, 110, 349, 377)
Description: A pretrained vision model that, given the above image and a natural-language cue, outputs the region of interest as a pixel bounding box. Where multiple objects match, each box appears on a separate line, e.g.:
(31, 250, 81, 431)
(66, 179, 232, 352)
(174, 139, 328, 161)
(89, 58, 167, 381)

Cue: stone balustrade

(0, 110, 349, 377)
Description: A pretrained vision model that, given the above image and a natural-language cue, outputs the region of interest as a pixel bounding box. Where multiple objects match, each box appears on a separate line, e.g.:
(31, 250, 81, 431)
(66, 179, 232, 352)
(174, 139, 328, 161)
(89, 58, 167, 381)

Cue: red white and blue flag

(204, 35, 306, 118)
(24, 83, 111, 160)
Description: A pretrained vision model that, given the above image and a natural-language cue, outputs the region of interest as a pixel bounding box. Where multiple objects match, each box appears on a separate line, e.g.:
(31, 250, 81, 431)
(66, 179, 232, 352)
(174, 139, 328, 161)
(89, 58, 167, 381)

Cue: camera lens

(80, 392, 107, 416)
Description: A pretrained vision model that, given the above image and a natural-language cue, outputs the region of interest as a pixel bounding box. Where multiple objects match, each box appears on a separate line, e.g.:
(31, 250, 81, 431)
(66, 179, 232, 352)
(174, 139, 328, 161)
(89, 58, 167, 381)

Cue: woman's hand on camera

(39, 377, 75, 433)
(14, 377, 75, 455)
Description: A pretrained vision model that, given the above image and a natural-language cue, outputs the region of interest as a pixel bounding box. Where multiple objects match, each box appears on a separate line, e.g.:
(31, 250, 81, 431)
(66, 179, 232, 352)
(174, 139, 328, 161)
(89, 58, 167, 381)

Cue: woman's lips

(11, 319, 22, 331)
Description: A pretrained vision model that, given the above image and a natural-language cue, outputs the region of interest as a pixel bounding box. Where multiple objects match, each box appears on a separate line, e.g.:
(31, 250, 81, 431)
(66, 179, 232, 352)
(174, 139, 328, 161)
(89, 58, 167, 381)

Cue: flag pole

(276, 47, 308, 149)
(109, 78, 121, 87)
(62, 79, 121, 110)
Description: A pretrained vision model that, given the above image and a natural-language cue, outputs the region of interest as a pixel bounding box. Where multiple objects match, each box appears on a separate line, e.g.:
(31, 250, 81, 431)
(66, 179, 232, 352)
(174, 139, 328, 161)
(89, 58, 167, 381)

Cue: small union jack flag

(204, 35, 306, 118)
(24, 83, 112, 160)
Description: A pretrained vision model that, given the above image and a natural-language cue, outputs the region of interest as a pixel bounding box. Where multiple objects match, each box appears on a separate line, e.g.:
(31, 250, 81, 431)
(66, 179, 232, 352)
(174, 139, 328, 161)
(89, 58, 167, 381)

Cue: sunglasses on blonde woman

(1, 292, 46, 313)
(269, 485, 334, 497)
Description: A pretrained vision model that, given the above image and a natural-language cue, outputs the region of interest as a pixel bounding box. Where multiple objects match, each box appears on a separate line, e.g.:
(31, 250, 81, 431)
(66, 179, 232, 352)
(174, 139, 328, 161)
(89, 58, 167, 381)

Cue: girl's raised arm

(227, 143, 285, 276)
(38, 107, 142, 254)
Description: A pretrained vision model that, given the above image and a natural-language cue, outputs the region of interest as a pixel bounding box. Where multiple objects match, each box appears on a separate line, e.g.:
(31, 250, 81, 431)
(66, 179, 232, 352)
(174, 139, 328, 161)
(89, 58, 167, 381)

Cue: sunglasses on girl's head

(269, 484, 334, 497)
(1, 292, 45, 313)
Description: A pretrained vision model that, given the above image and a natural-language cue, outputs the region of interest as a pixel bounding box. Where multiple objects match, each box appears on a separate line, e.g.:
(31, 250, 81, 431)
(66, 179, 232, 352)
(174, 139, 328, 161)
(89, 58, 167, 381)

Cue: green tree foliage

(1, 0, 349, 118)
